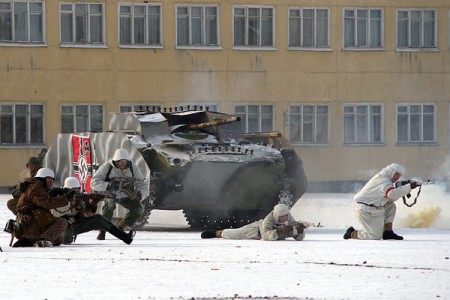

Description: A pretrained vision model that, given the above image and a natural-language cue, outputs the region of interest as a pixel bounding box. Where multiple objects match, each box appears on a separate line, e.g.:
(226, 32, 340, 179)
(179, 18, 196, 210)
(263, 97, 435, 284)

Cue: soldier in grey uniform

(91, 148, 147, 240)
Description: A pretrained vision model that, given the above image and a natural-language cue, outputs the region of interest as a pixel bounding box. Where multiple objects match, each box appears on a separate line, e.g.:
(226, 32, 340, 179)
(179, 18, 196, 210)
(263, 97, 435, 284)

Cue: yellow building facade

(0, 0, 449, 190)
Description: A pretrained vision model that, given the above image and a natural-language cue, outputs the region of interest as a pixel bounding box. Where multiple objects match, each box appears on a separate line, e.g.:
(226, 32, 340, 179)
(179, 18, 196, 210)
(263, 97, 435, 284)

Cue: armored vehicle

(44, 107, 307, 229)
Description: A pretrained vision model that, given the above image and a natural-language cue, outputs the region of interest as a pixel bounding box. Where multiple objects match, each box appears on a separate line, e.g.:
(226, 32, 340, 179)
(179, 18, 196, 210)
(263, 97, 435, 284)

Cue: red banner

(72, 135, 93, 193)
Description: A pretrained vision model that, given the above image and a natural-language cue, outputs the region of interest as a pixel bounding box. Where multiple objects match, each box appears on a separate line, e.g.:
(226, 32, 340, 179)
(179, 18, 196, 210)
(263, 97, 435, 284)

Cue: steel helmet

(63, 177, 81, 189)
(113, 148, 130, 161)
(35, 168, 55, 179)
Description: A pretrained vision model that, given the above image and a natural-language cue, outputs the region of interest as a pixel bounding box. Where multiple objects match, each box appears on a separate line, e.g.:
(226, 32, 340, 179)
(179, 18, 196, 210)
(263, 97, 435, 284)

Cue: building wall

(1, 0, 449, 188)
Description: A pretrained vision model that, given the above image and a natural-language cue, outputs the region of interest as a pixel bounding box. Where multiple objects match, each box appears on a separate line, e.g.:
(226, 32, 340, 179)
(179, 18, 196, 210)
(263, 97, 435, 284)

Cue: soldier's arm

(259, 213, 280, 241)
(31, 187, 69, 209)
(90, 163, 111, 192)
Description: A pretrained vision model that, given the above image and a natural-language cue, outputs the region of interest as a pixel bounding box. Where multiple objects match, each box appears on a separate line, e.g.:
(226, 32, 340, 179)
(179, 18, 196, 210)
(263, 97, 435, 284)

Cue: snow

(1, 185, 450, 300)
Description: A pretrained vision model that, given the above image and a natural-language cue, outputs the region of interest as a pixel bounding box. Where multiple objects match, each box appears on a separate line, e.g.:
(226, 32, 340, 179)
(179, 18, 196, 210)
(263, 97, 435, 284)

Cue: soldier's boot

(12, 238, 33, 247)
(383, 223, 403, 240)
(33, 239, 53, 247)
(343, 226, 355, 239)
(109, 226, 135, 245)
(201, 230, 223, 239)
(350, 230, 359, 239)
(97, 231, 106, 240)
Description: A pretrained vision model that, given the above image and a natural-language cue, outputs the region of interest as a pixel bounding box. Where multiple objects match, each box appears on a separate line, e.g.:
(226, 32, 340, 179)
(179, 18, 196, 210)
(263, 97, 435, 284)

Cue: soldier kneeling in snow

(201, 204, 306, 241)
(51, 177, 135, 245)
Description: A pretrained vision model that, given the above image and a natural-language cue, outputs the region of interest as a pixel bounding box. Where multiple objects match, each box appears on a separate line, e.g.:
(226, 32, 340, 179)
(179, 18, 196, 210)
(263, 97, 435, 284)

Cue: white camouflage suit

(353, 163, 412, 240)
(91, 149, 148, 228)
(221, 204, 305, 241)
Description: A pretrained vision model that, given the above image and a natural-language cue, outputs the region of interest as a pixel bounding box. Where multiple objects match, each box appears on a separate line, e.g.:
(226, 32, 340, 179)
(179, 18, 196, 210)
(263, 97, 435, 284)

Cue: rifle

(70, 193, 107, 212)
(108, 177, 143, 200)
(395, 179, 434, 207)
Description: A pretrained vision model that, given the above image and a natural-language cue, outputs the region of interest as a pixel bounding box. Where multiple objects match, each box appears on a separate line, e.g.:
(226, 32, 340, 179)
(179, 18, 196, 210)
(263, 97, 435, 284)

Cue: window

(0, 104, 44, 144)
(61, 105, 103, 133)
(288, 7, 329, 48)
(119, 104, 161, 113)
(397, 104, 435, 143)
(233, 6, 274, 48)
(60, 3, 104, 45)
(397, 9, 436, 49)
(343, 104, 383, 144)
(234, 104, 273, 133)
(119, 3, 161, 47)
(176, 5, 218, 47)
(289, 105, 329, 145)
(0, 1, 44, 43)
(343, 8, 383, 49)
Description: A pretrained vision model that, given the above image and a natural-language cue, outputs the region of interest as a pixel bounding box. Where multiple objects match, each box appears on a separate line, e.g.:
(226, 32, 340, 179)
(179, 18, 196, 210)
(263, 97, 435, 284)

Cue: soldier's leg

(221, 222, 260, 240)
(355, 208, 384, 240)
(116, 198, 143, 228)
(6, 198, 19, 216)
(101, 198, 117, 222)
(72, 215, 134, 244)
(39, 218, 68, 246)
(382, 202, 403, 240)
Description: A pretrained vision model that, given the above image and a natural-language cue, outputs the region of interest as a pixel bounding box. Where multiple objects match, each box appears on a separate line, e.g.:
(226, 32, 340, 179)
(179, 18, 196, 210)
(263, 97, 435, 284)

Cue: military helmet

(63, 177, 81, 189)
(26, 157, 41, 167)
(35, 168, 55, 179)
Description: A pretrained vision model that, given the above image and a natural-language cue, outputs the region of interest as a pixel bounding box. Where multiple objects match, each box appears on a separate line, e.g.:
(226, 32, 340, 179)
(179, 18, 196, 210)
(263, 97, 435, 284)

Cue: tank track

(184, 209, 268, 230)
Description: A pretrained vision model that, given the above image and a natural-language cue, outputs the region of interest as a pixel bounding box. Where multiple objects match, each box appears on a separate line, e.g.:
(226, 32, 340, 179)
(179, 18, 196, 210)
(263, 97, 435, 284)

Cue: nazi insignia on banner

(72, 135, 93, 193)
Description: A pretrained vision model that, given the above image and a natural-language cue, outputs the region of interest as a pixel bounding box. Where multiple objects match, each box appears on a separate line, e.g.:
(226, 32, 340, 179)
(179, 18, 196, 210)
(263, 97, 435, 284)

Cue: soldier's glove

(107, 180, 120, 191)
(410, 181, 420, 189)
(128, 191, 141, 201)
(277, 224, 293, 237)
(293, 222, 306, 234)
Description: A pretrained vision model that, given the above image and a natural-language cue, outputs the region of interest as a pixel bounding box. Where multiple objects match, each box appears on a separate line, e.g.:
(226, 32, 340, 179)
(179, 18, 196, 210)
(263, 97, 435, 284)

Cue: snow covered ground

(1, 185, 449, 300)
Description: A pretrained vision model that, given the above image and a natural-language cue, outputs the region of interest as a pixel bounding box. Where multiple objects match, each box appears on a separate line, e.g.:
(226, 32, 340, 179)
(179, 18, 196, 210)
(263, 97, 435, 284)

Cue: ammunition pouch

(4, 219, 24, 239)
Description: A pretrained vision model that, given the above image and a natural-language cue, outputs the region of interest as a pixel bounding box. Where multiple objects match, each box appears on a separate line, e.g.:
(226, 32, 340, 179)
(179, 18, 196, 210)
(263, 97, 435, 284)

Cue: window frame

(0, 103, 45, 146)
(233, 5, 276, 50)
(59, 2, 106, 48)
(175, 4, 220, 50)
(343, 103, 384, 145)
(61, 104, 104, 133)
(342, 7, 384, 50)
(234, 104, 274, 133)
(396, 103, 436, 144)
(287, 7, 330, 51)
(396, 8, 438, 51)
(288, 104, 330, 146)
(118, 2, 163, 49)
(0, 0, 46, 46)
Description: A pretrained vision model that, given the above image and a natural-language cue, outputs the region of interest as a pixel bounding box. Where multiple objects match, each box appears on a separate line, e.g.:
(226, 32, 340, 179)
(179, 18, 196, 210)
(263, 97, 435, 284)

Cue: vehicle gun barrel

(188, 117, 241, 130)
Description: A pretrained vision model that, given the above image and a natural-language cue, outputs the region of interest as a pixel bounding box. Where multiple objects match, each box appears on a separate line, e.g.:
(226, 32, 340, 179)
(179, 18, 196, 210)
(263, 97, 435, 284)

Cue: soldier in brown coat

(15, 168, 72, 247)
(7, 156, 42, 216)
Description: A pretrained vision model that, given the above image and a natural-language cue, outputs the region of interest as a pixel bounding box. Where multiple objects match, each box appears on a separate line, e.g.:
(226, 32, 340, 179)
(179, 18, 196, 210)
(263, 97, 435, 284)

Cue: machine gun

(395, 179, 434, 207)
